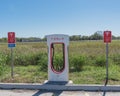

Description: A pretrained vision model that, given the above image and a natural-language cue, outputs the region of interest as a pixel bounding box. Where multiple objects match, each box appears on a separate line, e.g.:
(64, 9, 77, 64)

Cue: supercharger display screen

(51, 43, 65, 73)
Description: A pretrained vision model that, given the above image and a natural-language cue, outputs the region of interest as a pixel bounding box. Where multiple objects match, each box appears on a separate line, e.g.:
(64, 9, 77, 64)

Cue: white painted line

(85, 93, 90, 96)
(98, 93, 101, 96)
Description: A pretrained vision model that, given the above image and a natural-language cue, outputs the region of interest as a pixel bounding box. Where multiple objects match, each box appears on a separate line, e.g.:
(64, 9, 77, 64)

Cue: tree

(70, 35, 81, 41)
(90, 31, 103, 40)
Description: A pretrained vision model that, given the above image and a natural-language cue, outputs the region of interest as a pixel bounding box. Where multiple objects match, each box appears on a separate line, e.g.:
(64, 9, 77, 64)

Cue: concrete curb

(0, 83, 120, 92)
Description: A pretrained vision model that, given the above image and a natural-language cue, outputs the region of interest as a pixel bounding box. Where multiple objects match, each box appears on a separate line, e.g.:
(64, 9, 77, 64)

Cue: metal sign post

(11, 48, 14, 78)
(8, 32, 16, 78)
(104, 31, 112, 86)
(105, 43, 109, 86)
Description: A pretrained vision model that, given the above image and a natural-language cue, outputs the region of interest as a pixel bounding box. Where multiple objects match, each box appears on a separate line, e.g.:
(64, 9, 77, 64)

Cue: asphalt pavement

(0, 90, 120, 96)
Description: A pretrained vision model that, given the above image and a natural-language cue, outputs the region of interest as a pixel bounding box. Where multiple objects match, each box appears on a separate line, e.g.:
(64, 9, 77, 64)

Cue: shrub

(14, 52, 48, 71)
(14, 53, 47, 66)
(95, 56, 106, 67)
(0, 53, 8, 75)
(37, 53, 48, 72)
(15, 55, 27, 66)
(112, 54, 120, 65)
(52, 54, 64, 72)
(70, 55, 86, 71)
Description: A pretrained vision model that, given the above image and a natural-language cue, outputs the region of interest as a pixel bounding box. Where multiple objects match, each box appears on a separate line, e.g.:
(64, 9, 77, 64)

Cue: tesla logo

(51, 37, 64, 41)
(106, 32, 109, 36)
(104, 31, 112, 43)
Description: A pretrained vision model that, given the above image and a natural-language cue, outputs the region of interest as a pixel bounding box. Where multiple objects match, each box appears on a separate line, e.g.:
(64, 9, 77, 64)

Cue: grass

(0, 40, 120, 84)
(70, 65, 120, 85)
(0, 65, 47, 83)
(1, 64, 120, 85)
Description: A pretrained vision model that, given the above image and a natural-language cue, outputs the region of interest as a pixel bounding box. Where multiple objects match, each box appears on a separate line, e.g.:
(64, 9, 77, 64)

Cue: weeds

(0, 41, 120, 84)
(0, 53, 8, 75)
(94, 56, 106, 67)
(70, 55, 86, 71)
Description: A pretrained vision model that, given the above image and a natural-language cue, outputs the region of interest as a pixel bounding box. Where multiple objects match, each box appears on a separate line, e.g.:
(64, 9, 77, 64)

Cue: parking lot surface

(0, 90, 120, 96)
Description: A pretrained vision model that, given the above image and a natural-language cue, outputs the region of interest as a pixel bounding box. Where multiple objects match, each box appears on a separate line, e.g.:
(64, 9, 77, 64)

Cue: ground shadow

(102, 91, 106, 96)
(32, 90, 63, 96)
(32, 81, 68, 96)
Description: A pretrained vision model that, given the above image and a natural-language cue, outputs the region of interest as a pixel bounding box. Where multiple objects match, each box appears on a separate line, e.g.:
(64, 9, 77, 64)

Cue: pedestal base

(44, 80, 73, 85)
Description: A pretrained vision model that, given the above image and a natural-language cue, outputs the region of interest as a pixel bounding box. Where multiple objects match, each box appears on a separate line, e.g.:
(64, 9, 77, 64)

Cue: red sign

(104, 31, 112, 43)
(8, 32, 15, 43)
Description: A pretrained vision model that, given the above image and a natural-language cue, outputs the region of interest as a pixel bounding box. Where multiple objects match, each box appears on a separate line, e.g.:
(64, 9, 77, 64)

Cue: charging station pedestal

(46, 34, 69, 82)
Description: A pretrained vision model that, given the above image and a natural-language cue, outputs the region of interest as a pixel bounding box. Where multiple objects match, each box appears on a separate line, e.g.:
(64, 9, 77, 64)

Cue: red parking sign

(104, 31, 112, 43)
(8, 32, 15, 43)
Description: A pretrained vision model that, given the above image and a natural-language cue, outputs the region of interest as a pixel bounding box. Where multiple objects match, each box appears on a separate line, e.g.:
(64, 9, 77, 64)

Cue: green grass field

(0, 40, 120, 84)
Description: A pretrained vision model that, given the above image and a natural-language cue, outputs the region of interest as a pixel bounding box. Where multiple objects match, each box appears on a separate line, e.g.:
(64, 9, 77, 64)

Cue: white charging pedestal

(46, 34, 70, 83)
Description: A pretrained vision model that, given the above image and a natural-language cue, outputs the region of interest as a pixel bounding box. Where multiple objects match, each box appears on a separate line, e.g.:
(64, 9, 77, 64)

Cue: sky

(0, 0, 120, 38)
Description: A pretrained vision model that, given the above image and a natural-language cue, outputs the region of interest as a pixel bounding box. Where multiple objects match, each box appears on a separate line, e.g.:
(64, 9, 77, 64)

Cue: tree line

(0, 31, 120, 42)
(70, 32, 120, 41)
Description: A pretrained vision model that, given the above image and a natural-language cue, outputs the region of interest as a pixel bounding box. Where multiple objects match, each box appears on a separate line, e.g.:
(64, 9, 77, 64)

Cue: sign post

(104, 31, 112, 86)
(8, 32, 16, 78)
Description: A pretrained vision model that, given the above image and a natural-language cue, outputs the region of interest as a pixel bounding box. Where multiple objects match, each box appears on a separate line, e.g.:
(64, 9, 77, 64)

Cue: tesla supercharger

(47, 34, 69, 82)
